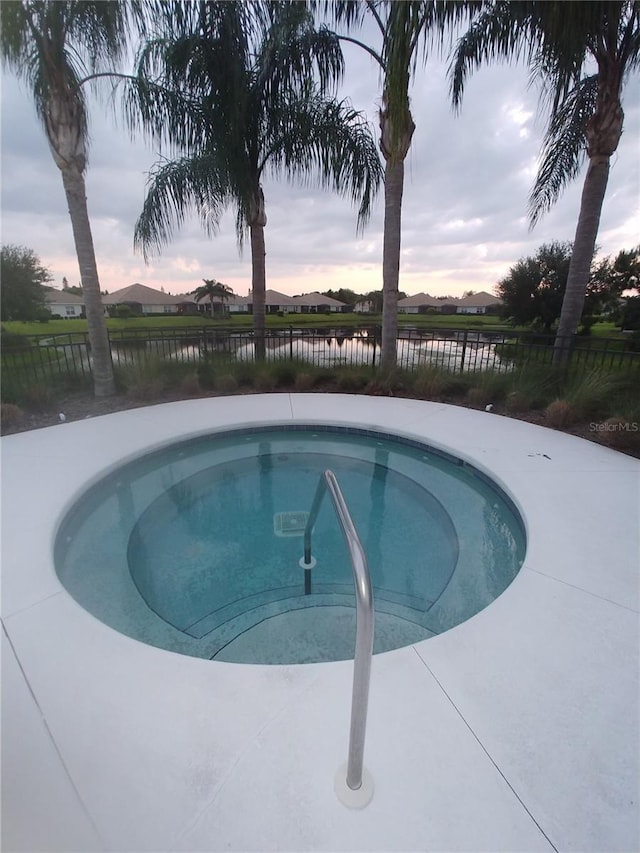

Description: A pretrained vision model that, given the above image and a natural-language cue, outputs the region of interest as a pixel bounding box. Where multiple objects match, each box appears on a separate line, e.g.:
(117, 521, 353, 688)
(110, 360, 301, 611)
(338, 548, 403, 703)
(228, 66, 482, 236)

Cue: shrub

(509, 365, 561, 410)
(217, 373, 239, 393)
(564, 368, 621, 420)
(365, 369, 406, 397)
(294, 372, 315, 391)
(1, 402, 23, 430)
(180, 373, 201, 396)
(545, 399, 576, 428)
(254, 370, 276, 391)
(336, 368, 371, 392)
(21, 383, 55, 411)
(0, 326, 29, 352)
(233, 361, 258, 387)
(271, 362, 297, 387)
(439, 372, 472, 398)
(465, 386, 491, 408)
(312, 368, 337, 388)
(412, 366, 445, 400)
(114, 304, 134, 319)
(505, 390, 530, 413)
(120, 356, 169, 400)
(197, 361, 217, 390)
(34, 307, 52, 323)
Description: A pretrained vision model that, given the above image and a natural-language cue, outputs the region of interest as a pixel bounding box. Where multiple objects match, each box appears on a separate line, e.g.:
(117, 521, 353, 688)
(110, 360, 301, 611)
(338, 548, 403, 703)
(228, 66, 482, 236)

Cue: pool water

(55, 426, 525, 664)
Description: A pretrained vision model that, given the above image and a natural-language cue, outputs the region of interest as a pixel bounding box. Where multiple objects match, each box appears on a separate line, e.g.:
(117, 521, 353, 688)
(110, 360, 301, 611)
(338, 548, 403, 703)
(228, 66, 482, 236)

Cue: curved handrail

(302, 470, 375, 792)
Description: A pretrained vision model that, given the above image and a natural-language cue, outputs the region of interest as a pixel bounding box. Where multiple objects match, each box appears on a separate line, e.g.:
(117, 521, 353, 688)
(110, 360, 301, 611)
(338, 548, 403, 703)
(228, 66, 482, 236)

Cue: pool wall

(54, 422, 526, 663)
(2, 394, 638, 852)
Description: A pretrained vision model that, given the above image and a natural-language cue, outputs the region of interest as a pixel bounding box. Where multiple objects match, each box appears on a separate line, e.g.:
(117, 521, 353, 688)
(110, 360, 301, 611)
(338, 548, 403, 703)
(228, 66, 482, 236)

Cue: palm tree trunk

(61, 166, 115, 396)
(250, 222, 267, 361)
(553, 155, 610, 365)
(381, 157, 404, 369)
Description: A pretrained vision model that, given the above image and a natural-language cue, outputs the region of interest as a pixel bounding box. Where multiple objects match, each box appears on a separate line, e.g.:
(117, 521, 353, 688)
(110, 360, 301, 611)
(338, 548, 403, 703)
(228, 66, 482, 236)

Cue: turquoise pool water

(55, 426, 525, 664)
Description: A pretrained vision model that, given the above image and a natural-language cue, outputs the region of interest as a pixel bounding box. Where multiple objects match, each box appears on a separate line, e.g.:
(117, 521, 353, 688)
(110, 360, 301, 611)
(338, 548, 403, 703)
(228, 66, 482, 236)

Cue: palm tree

(0, 1, 136, 396)
(193, 278, 234, 317)
(450, 1, 640, 364)
(133, 1, 381, 359)
(326, 1, 478, 369)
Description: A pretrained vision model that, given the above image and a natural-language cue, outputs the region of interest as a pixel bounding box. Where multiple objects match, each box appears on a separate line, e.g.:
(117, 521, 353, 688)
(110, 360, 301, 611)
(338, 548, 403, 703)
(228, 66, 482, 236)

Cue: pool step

(191, 590, 437, 661)
(209, 605, 437, 664)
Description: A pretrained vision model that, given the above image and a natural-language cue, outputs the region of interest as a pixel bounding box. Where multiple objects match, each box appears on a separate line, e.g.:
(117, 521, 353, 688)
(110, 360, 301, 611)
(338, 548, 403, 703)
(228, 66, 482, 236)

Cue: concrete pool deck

(1, 394, 638, 852)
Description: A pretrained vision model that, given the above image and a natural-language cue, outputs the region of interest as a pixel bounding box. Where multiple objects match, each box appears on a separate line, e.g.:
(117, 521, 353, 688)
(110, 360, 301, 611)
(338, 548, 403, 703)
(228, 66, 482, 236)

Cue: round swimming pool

(55, 425, 525, 664)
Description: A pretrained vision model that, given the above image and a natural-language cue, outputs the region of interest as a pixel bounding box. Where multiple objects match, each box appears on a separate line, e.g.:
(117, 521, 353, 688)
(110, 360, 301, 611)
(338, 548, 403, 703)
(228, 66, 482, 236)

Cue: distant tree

(620, 296, 640, 331)
(462, 289, 476, 297)
(62, 284, 84, 296)
(364, 290, 384, 313)
(612, 245, 640, 294)
(62, 276, 69, 289)
(497, 241, 612, 332)
(321, 287, 360, 308)
(193, 279, 235, 316)
(1, 244, 52, 320)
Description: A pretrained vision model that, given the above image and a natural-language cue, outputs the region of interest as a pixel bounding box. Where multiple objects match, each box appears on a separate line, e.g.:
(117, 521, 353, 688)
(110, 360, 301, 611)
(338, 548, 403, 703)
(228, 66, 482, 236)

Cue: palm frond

(319, 0, 369, 30)
(119, 71, 206, 153)
(1, 0, 136, 149)
(449, 1, 536, 110)
(529, 74, 598, 227)
(255, 2, 344, 105)
(263, 92, 383, 230)
(134, 154, 231, 260)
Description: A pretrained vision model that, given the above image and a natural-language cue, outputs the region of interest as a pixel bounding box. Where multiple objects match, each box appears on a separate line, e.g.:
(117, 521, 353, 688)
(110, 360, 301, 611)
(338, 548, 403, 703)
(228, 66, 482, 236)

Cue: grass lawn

(3, 314, 627, 344)
(4, 312, 541, 337)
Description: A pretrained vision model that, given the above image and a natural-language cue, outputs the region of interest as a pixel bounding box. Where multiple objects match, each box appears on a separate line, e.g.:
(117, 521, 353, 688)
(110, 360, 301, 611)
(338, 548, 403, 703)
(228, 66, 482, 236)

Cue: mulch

(1, 387, 638, 459)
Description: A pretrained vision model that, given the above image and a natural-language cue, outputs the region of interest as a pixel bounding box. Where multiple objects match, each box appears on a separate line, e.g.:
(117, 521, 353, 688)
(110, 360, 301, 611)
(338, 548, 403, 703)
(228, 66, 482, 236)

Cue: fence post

(289, 325, 294, 360)
(459, 330, 468, 373)
(371, 327, 377, 368)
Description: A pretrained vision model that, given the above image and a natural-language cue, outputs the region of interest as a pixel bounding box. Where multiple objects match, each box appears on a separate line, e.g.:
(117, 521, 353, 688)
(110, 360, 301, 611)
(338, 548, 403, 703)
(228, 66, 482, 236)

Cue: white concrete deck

(1, 394, 638, 853)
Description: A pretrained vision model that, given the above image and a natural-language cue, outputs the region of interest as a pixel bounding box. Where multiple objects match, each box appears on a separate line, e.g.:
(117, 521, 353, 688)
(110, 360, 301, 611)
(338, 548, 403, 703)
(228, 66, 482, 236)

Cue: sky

(1, 16, 639, 300)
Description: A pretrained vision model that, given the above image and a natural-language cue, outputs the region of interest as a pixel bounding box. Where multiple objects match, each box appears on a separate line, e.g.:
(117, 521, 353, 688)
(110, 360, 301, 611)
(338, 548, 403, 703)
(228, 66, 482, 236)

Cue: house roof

(176, 292, 249, 305)
(246, 289, 299, 306)
(45, 290, 84, 305)
(292, 292, 347, 307)
(103, 284, 181, 306)
(456, 291, 501, 307)
(398, 293, 445, 308)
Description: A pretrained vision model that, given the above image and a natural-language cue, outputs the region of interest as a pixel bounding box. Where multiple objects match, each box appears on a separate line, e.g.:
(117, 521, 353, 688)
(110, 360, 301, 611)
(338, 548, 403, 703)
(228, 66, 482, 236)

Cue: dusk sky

(1, 14, 638, 300)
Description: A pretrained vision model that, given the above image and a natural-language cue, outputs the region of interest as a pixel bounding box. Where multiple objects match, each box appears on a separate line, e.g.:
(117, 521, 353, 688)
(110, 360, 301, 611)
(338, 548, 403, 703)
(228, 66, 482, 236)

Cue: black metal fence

(2, 326, 639, 393)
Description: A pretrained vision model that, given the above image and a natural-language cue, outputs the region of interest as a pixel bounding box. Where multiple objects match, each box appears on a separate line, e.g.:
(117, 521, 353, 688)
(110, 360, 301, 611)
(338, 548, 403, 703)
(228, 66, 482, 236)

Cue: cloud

(1, 28, 638, 299)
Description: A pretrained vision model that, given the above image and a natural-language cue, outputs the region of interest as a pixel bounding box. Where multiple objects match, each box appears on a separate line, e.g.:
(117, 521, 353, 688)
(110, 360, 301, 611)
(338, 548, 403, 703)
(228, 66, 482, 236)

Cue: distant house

(179, 292, 250, 315)
(45, 290, 84, 318)
(455, 292, 502, 315)
(290, 292, 348, 313)
(244, 289, 298, 314)
(354, 298, 377, 313)
(217, 293, 250, 314)
(103, 283, 182, 315)
(397, 293, 443, 314)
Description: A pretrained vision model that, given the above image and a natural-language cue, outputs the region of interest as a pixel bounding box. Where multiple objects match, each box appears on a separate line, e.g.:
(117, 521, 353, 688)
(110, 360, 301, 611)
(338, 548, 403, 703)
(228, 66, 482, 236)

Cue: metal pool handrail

(302, 470, 375, 793)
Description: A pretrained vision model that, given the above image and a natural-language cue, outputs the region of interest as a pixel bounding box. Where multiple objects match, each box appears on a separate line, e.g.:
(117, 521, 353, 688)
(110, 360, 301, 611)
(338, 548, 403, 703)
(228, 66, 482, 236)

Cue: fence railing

(2, 326, 639, 392)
